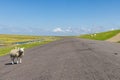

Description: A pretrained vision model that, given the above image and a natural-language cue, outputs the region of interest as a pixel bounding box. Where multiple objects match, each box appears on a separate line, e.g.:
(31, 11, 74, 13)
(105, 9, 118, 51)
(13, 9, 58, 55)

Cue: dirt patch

(106, 33, 120, 42)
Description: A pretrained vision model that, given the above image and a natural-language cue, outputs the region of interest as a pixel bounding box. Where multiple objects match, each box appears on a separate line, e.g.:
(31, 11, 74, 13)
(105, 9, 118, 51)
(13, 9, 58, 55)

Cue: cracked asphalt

(1, 38, 120, 80)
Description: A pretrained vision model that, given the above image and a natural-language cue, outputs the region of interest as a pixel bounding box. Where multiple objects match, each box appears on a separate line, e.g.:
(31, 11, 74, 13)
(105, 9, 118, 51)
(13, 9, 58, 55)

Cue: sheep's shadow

(5, 62, 17, 65)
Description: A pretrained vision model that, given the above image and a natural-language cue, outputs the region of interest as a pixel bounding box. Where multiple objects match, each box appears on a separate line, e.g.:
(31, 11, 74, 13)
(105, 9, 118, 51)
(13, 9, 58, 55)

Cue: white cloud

(65, 27, 72, 32)
(109, 28, 118, 31)
(53, 27, 73, 33)
(53, 28, 64, 32)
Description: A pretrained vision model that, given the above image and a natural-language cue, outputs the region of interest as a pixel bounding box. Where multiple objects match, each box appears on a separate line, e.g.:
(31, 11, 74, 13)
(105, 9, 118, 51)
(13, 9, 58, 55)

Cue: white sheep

(91, 34, 97, 37)
(10, 47, 24, 64)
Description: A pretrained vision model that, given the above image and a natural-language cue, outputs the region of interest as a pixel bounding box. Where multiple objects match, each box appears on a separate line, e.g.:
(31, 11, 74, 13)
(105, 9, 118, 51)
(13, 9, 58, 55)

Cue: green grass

(0, 41, 52, 56)
(0, 34, 42, 45)
(0, 46, 14, 56)
(0, 34, 60, 45)
(78, 30, 120, 40)
(0, 34, 61, 56)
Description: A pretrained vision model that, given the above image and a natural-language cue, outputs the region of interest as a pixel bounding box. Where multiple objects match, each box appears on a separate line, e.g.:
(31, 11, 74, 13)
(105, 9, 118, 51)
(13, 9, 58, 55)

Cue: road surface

(1, 38, 120, 80)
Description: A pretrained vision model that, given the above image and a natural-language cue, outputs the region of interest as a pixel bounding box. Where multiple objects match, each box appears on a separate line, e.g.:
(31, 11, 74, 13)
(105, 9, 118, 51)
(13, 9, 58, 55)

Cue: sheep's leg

(19, 58, 22, 63)
(16, 57, 19, 64)
(11, 57, 14, 64)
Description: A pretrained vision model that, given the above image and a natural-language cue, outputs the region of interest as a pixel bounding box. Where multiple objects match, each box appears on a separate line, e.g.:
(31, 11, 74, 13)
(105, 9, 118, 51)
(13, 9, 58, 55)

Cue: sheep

(91, 34, 97, 37)
(10, 47, 24, 64)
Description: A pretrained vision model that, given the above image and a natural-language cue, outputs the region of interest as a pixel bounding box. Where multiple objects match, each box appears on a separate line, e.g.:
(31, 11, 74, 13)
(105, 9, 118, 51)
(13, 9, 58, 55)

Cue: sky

(0, 0, 120, 36)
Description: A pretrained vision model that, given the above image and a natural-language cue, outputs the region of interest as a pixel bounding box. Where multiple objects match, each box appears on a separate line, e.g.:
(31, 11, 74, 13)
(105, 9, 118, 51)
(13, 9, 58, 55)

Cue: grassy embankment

(0, 34, 60, 56)
(78, 30, 120, 40)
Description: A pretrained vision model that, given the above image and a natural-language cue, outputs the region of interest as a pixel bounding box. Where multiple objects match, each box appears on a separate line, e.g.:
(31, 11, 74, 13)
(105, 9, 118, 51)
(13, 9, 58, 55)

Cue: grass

(0, 34, 61, 56)
(0, 41, 52, 56)
(0, 34, 41, 45)
(0, 34, 60, 45)
(78, 30, 120, 40)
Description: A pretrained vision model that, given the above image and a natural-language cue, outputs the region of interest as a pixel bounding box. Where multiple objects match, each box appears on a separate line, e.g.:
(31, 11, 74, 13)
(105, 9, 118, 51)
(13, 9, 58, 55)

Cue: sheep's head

(19, 47, 24, 52)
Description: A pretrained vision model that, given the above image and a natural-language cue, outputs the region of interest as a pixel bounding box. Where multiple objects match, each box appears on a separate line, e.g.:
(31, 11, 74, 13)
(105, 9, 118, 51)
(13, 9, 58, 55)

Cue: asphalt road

(1, 38, 120, 80)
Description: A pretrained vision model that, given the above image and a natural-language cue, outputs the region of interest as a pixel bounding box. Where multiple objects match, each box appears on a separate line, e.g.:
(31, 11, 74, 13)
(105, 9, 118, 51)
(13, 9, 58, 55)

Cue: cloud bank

(0, 24, 120, 36)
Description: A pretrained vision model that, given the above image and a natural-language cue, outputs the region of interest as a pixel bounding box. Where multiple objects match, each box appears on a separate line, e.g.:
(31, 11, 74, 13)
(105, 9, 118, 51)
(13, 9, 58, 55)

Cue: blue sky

(0, 0, 120, 35)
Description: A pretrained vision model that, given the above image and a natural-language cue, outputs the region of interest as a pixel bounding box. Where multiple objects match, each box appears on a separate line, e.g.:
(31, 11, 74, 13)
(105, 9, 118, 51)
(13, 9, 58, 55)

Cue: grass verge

(0, 40, 57, 56)
(78, 30, 120, 40)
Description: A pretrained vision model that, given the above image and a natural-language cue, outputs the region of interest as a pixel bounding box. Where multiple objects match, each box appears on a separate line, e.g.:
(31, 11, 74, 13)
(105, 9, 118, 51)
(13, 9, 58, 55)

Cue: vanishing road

(1, 38, 120, 80)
